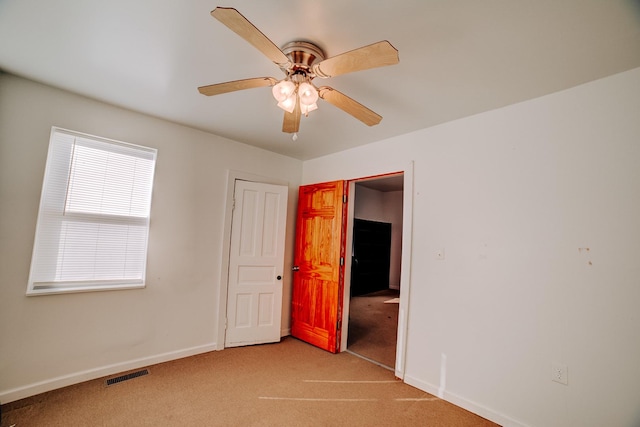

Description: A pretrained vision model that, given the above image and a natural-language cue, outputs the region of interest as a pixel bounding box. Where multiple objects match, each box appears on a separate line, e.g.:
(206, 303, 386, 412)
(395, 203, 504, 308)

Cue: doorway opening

(344, 173, 404, 369)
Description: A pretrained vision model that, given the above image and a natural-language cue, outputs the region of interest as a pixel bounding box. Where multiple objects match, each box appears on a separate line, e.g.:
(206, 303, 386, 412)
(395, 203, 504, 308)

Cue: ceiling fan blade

(198, 77, 277, 96)
(282, 98, 301, 133)
(312, 41, 399, 78)
(211, 7, 291, 69)
(318, 86, 382, 126)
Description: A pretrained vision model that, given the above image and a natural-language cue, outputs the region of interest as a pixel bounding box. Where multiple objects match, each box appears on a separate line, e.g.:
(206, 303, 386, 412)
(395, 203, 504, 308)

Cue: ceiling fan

(198, 7, 399, 139)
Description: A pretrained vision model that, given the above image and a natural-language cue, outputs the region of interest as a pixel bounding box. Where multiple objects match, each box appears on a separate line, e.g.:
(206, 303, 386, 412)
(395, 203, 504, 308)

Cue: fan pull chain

(292, 133, 298, 141)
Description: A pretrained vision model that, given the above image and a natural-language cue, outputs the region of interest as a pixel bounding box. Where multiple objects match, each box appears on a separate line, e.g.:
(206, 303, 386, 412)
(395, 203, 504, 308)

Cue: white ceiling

(1, 1, 639, 160)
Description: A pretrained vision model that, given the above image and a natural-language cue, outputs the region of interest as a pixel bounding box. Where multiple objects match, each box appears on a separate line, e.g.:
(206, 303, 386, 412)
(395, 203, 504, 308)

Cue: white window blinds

(27, 127, 157, 295)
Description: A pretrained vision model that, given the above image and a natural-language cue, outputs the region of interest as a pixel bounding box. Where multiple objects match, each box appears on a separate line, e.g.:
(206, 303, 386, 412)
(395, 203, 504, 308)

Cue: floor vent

(105, 369, 149, 386)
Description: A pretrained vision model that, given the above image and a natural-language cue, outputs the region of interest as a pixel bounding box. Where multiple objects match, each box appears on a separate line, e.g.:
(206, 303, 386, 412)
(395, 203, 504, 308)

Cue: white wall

(302, 68, 640, 427)
(0, 73, 302, 402)
(354, 185, 403, 288)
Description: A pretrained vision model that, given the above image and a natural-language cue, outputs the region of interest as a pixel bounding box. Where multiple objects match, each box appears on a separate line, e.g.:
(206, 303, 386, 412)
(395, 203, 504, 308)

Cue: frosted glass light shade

(272, 80, 295, 102)
(277, 94, 296, 113)
(298, 82, 318, 106)
(300, 102, 318, 115)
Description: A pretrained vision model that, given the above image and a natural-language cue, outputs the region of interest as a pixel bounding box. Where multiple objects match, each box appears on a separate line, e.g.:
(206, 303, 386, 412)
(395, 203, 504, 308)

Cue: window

(27, 127, 157, 295)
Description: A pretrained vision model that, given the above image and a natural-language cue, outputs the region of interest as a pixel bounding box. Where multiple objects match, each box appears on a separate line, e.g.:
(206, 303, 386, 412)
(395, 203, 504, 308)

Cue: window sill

(26, 281, 145, 296)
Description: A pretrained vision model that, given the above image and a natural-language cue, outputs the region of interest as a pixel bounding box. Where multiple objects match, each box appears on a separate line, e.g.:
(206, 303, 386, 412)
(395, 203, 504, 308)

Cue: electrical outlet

(551, 362, 568, 385)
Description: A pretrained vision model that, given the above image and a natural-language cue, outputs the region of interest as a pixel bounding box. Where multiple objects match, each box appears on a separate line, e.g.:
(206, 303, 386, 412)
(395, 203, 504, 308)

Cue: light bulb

(272, 80, 295, 102)
(298, 82, 318, 106)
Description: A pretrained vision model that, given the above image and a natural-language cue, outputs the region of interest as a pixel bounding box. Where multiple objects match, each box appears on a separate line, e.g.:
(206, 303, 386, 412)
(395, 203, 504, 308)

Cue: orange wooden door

(291, 180, 348, 353)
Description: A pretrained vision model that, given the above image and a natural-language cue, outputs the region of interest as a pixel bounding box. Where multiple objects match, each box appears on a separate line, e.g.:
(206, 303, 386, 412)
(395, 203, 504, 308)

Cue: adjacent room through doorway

(346, 174, 404, 369)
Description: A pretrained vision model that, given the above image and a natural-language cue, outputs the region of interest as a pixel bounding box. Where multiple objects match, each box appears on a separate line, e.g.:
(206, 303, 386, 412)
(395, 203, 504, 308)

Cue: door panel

(291, 180, 347, 353)
(226, 180, 288, 347)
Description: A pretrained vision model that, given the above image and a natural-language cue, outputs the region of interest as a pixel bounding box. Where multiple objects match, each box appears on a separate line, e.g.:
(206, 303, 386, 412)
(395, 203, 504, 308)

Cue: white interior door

(225, 180, 288, 347)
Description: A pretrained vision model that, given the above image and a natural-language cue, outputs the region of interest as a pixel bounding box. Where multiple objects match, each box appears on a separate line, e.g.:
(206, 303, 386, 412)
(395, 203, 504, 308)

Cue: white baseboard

(0, 342, 218, 404)
(281, 328, 291, 337)
(403, 374, 530, 427)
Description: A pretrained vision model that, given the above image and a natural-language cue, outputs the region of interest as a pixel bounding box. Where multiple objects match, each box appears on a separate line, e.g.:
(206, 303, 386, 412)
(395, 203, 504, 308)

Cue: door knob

(277, 275, 282, 280)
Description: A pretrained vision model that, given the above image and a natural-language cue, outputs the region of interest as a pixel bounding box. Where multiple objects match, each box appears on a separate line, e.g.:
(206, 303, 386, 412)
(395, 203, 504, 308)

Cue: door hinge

(343, 194, 347, 204)
(340, 257, 344, 266)
(231, 198, 235, 211)
(337, 318, 342, 330)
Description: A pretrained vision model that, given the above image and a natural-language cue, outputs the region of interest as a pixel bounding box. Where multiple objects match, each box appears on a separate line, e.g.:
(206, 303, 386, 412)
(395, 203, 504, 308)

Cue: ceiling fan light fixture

(272, 79, 295, 102)
(298, 82, 319, 106)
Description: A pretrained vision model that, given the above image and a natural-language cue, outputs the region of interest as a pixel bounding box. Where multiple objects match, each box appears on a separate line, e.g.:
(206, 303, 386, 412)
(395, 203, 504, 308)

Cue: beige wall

(302, 68, 640, 427)
(0, 73, 302, 402)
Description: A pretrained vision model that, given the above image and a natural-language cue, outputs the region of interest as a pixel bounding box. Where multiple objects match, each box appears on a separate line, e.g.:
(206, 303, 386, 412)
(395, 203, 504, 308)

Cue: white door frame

(340, 162, 414, 379)
(217, 170, 290, 350)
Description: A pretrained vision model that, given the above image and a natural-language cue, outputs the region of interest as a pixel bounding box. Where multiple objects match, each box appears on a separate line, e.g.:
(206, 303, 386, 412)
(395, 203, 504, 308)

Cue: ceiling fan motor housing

(281, 41, 326, 80)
